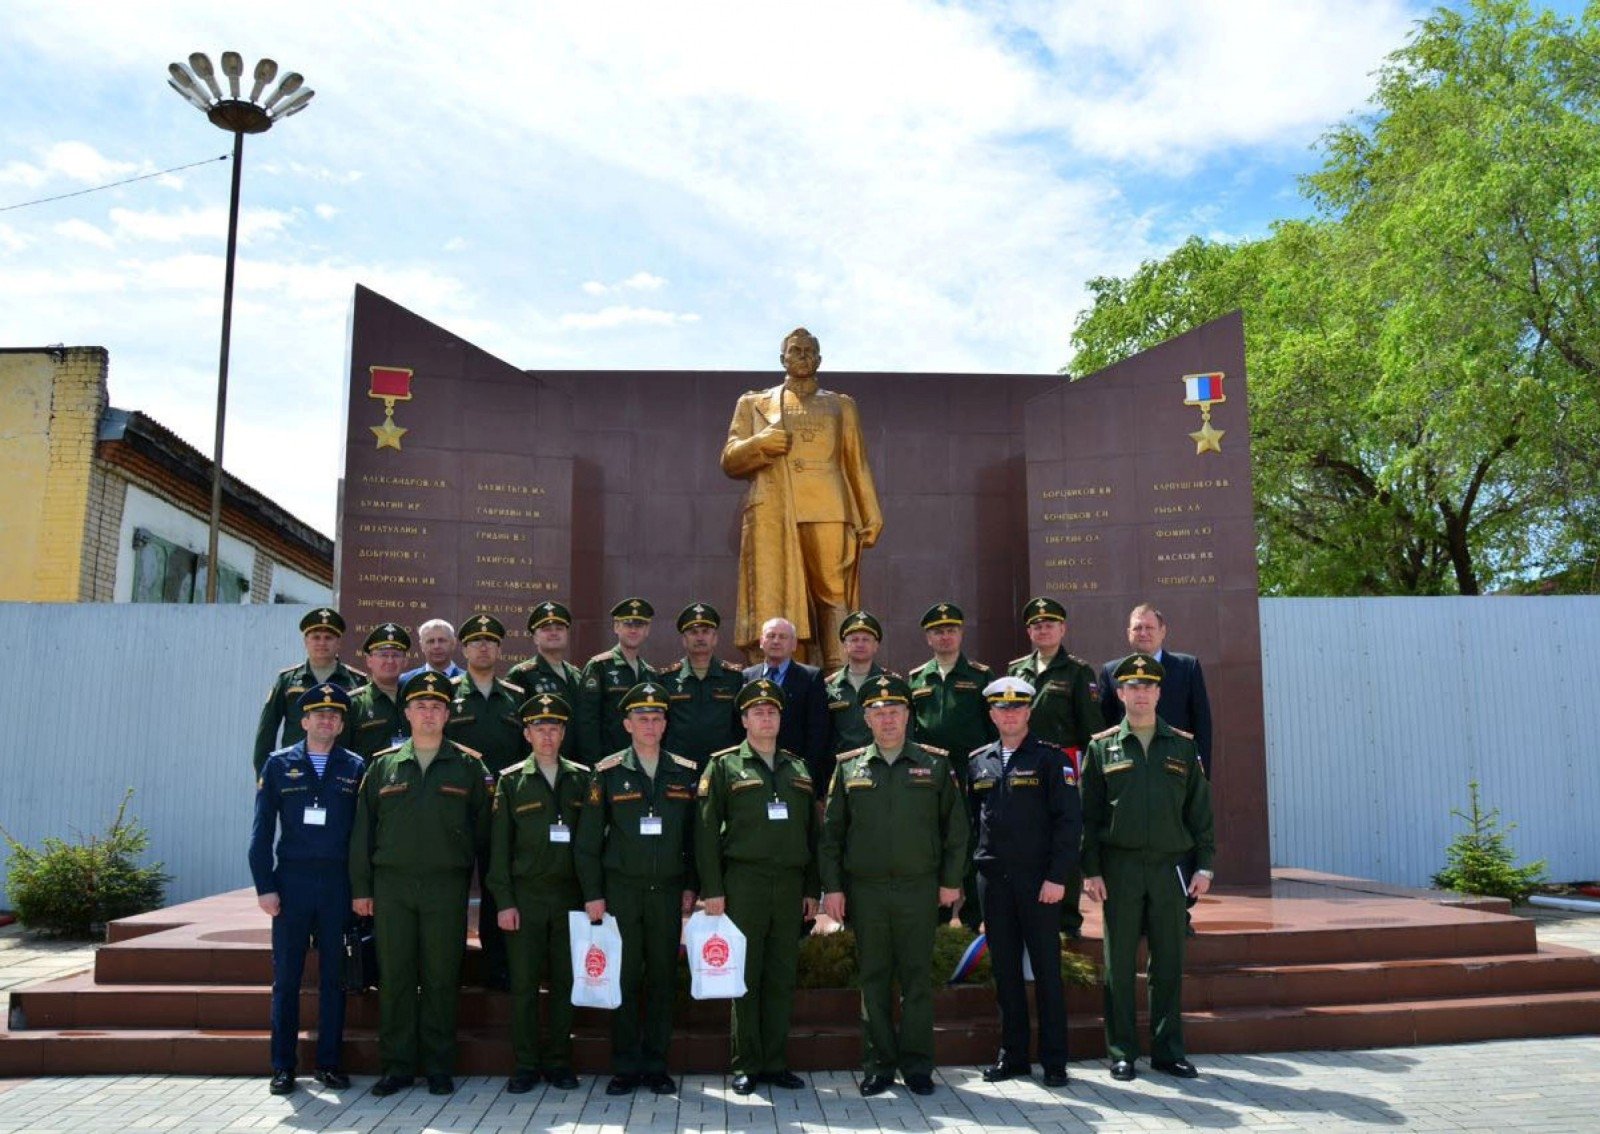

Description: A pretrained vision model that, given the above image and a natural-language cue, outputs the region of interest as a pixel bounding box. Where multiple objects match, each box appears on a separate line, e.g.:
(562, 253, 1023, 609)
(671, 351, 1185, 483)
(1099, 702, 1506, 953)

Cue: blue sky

(0, 1, 1584, 536)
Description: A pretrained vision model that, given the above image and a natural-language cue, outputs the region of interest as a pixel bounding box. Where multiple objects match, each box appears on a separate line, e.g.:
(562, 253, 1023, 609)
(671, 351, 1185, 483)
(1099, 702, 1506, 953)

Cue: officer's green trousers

(724, 863, 804, 1075)
(505, 894, 577, 1073)
(373, 868, 470, 1076)
(850, 876, 937, 1077)
(1100, 850, 1188, 1062)
(607, 876, 682, 1074)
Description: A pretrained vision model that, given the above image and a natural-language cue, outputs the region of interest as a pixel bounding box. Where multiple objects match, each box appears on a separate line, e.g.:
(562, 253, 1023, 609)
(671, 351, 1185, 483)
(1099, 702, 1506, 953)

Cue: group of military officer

(249, 594, 1215, 1098)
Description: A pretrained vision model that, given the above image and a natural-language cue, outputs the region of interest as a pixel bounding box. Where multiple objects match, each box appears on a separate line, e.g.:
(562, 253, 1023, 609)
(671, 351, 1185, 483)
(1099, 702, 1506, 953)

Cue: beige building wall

(0, 348, 107, 601)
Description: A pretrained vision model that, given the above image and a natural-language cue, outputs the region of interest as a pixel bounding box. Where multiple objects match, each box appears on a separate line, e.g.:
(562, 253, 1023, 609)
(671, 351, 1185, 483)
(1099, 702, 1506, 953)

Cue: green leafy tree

(1069, 0, 1600, 595)
(1432, 781, 1546, 904)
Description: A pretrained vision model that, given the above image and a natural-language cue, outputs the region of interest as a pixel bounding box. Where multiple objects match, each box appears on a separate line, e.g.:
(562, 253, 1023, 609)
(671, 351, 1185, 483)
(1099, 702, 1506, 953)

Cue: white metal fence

(0, 597, 1593, 908)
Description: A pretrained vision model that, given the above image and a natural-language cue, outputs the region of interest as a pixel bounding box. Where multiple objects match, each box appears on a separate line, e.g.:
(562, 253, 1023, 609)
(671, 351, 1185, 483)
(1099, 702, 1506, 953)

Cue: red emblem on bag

(585, 944, 607, 978)
(702, 934, 730, 969)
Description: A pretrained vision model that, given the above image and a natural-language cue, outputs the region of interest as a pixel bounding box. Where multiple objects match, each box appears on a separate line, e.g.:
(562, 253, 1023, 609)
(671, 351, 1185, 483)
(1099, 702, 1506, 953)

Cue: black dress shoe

(904, 1072, 935, 1096)
(605, 1073, 639, 1096)
(1043, 1067, 1070, 1087)
(427, 1074, 454, 1095)
(507, 1070, 539, 1094)
(371, 1075, 413, 1097)
(312, 1068, 349, 1089)
(731, 1073, 756, 1095)
(859, 1073, 894, 1097)
(644, 1072, 676, 1095)
(981, 1063, 1030, 1082)
(546, 1069, 579, 1090)
(762, 1070, 805, 1089)
(1110, 1059, 1137, 1081)
(269, 1070, 296, 1095)
(1152, 1057, 1199, 1079)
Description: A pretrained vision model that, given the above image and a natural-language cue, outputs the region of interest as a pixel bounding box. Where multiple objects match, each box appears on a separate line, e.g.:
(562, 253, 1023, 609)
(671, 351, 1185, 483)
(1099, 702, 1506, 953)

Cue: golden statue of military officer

(721, 328, 883, 671)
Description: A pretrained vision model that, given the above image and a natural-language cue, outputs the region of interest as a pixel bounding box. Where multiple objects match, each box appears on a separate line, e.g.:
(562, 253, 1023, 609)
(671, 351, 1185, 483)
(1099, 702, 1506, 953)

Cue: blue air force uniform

(248, 686, 365, 1078)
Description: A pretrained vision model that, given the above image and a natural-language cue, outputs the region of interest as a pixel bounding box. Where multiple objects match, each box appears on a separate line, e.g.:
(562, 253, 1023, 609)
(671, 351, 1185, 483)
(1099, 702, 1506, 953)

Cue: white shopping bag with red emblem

(685, 911, 747, 1000)
(569, 912, 623, 1009)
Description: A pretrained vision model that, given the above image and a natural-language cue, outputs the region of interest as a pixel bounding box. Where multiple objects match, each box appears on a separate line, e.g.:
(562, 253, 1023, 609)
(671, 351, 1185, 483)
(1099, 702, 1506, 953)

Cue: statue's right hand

(755, 426, 791, 456)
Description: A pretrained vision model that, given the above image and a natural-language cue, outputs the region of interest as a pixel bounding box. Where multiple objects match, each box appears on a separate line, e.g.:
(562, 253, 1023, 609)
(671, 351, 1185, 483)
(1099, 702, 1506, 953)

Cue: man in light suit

(742, 617, 831, 798)
(1097, 605, 1213, 776)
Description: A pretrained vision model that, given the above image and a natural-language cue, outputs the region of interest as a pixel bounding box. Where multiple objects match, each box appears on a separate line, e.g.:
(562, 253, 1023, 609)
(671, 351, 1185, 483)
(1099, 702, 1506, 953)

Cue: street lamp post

(166, 52, 313, 602)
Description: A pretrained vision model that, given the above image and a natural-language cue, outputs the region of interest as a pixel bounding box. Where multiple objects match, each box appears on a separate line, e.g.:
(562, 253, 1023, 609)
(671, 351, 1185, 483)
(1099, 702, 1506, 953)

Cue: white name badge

(639, 815, 663, 836)
(767, 801, 790, 821)
(303, 806, 327, 827)
(549, 824, 571, 843)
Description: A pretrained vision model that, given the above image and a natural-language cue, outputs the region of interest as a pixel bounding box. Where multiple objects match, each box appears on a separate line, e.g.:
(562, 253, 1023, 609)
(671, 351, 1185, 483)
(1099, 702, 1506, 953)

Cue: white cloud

(0, 223, 34, 253)
(314, 203, 338, 220)
(559, 306, 701, 330)
(581, 271, 668, 295)
(53, 219, 115, 248)
(442, 237, 466, 252)
(108, 206, 294, 245)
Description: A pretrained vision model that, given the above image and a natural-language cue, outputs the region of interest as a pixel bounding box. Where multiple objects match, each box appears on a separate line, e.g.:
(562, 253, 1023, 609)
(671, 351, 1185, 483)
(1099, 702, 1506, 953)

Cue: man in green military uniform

(820, 674, 968, 1098)
(445, 612, 528, 990)
(506, 601, 583, 761)
(696, 679, 819, 1095)
(487, 692, 588, 1094)
(575, 682, 699, 1097)
(1008, 596, 1103, 935)
(350, 671, 492, 1098)
(346, 623, 411, 759)
(254, 608, 366, 773)
(576, 598, 657, 765)
(661, 602, 745, 767)
(908, 602, 995, 928)
(822, 610, 889, 758)
(1082, 654, 1214, 1083)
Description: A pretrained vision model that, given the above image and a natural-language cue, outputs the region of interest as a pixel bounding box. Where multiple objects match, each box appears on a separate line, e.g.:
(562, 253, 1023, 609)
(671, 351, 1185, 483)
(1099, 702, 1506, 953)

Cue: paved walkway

(1, 907, 1596, 1132)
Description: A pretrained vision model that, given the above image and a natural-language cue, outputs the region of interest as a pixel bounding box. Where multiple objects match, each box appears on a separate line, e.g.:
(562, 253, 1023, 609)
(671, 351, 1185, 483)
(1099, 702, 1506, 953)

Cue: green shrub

(1432, 781, 1546, 905)
(2, 789, 170, 938)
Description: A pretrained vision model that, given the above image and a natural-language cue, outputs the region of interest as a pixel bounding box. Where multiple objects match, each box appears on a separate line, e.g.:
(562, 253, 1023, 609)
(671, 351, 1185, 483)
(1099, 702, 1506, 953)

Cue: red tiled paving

(3, 869, 1597, 1075)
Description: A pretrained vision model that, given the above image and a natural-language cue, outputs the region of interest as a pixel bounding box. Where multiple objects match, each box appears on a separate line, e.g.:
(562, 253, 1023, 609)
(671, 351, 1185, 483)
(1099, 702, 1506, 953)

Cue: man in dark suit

(742, 617, 830, 797)
(1097, 604, 1213, 775)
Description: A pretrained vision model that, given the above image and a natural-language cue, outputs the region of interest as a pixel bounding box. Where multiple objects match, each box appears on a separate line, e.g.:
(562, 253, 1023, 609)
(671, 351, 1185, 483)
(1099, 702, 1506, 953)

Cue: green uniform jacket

(574, 748, 699, 901)
(695, 742, 820, 901)
(1007, 650, 1104, 755)
(504, 654, 584, 760)
(1079, 718, 1215, 878)
(345, 682, 406, 760)
(822, 663, 887, 757)
(576, 648, 657, 766)
(445, 674, 528, 775)
(660, 657, 745, 767)
(908, 653, 996, 770)
(819, 742, 969, 891)
(348, 739, 493, 900)
(253, 658, 366, 773)
(486, 756, 588, 910)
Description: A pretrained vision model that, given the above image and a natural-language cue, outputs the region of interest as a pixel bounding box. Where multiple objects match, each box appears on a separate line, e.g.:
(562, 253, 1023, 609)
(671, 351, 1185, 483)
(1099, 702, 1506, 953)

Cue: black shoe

(731, 1073, 757, 1095)
(507, 1070, 539, 1094)
(371, 1075, 413, 1097)
(1186, 923, 1197, 937)
(1152, 1057, 1199, 1079)
(1043, 1067, 1070, 1087)
(1109, 1060, 1137, 1082)
(904, 1072, 935, 1096)
(269, 1070, 295, 1095)
(762, 1070, 805, 1090)
(427, 1074, 454, 1096)
(546, 1069, 579, 1090)
(644, 1072, 676, 1095)
(860, 1073, 894, 1097)
(606, 1073, 639, 1095)
(981, 1063, 1030, 1082)
(312, 1069, 350, 1089)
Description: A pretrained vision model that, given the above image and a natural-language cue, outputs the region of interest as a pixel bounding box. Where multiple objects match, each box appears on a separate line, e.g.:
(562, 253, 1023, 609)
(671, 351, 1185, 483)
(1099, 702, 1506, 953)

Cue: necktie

(767, 667, 779, 682)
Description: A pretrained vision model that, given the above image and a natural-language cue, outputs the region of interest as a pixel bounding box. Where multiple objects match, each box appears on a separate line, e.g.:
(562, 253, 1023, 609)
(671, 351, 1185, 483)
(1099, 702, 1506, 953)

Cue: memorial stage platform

(3, 870, 1596, 1076)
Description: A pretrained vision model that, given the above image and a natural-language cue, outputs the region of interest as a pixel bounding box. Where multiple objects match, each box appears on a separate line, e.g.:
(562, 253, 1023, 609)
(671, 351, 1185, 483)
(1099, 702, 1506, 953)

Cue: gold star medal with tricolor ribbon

(1181, 371, 1226, 454)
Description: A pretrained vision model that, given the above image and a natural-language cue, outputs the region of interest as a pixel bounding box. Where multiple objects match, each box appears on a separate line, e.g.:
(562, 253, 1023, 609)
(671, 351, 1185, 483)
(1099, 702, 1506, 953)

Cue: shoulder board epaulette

(1092, 725, 1119, 739)
(1008, 654, 1032, 668)
(778, 747, 802, 762)
(908, 659, 931, 676)
(373, 743, 404, 758)
(1169, 726, 1195, 740)
(669, 753, 698, 770)
(500, 758, 530, 776)
(918, 743, 950, 758)
(970, 660, 993, 673)
(449, 673, 466, 686)
(709, 745, 741, 760)
(452, 741, 486, 760)
(1068, 653, 1092, 667)
(345, 664, 368, 680)
(594, 753, 625, 771)
(586, 651, 614, 666)
(720, 659, 744, 673)
(277, 663, 299, 676)
(837, 746, 867, 762)
(1036, 737, 1065, 750)
(497, 678, 525, 694)
(658, 659, 684, 673)
(825, 668, 845, 683)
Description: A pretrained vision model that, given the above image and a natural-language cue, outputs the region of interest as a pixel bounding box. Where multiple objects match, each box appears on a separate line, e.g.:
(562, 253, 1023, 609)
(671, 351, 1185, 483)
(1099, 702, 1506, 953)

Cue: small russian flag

(948, 933, 989, 985)
(1183, 372, 1225, 404)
